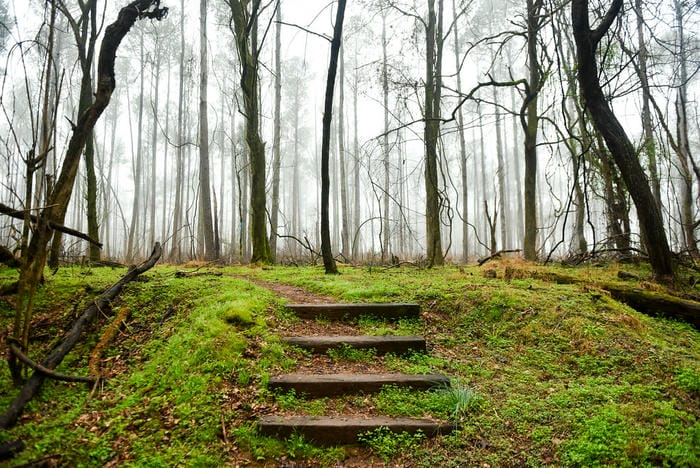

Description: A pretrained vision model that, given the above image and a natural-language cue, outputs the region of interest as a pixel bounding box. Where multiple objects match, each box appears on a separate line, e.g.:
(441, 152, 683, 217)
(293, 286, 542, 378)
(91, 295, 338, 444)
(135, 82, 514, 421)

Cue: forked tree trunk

(228, 0, 271, 264)
(572, 0, 674, 282)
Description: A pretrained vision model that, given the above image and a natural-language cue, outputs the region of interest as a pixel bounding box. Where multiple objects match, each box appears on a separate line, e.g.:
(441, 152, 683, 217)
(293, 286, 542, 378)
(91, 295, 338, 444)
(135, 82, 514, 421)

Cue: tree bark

(453, 0, 468, 262)
(320, 0, 347, 274)
(572, 0, 674, 282)
(198, 0, 216, 260)
(227, 0, 271, 264)
(522, 0, 543, 261)
(269, 2, 282, 262)
(424, 0, 444, 267)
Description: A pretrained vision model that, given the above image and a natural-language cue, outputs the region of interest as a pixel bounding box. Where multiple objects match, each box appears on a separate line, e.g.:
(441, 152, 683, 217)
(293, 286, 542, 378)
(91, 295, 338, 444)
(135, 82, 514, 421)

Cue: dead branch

(88, 307, 130, 379)
(8, 339, 96, 383)
(0, 203, 103, 248)
(477, 249, 522, 267)
(0, 242, 162, 429)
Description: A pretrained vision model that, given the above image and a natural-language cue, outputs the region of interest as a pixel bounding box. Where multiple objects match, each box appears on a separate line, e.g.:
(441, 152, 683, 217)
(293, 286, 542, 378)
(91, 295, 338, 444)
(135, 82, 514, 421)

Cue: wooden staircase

(258, 302, 455, 445)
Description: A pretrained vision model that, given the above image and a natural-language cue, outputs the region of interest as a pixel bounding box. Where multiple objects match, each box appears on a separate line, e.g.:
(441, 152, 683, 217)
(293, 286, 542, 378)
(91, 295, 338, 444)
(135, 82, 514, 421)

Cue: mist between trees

(0, 0, 698, 270)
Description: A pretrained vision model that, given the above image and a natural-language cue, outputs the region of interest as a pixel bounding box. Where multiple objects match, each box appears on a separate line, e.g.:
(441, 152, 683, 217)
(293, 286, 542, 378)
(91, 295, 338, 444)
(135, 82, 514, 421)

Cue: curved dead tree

(9, 0, 169, 384)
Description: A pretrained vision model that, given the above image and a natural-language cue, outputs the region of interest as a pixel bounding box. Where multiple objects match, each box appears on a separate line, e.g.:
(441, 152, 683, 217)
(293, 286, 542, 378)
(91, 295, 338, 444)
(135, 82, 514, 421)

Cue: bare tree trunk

(269, 2, 282, 262)
(198, 0, 216, 260)
(352, 49, 361, 261)
(338, 44, 350, 259)
(424, 0, 444, 267)
(452, 0, 468, 262)
(228, 0, 271, 264)
(523, 0, 543, 261)
(494, 87, 507, 251)
(572, 0, 674, 282)
(673, 0, 697, 256)
(634, 0, 660, 208)
(127, 30, 145, 262)
(381, 9, 391, 262)
(320, 0, 347, 274)
(149, 35, 161, 249)
(170, 0, 186, 263)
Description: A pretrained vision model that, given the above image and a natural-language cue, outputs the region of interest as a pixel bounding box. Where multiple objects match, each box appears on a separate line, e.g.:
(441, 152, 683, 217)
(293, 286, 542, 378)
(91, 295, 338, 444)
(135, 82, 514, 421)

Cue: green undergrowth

(231, 262, 700, 466)
(0, 261, 698, 466)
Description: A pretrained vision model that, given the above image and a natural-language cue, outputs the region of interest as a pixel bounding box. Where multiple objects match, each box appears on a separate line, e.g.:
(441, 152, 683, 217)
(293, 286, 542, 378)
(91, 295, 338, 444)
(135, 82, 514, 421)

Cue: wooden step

(286, 303, 420, 321)
(282, 335, 426, 355)
(268, 373, 449, 397)
(258, 416, 456, 445)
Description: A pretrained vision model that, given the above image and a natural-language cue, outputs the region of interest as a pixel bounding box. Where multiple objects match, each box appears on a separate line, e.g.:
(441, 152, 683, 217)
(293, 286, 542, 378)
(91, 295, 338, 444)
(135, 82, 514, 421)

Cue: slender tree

(269, 1, 282, 261)
(198, 0, 216, 260)
(320, 0, 348, 274)
(227, 0, 272, 264)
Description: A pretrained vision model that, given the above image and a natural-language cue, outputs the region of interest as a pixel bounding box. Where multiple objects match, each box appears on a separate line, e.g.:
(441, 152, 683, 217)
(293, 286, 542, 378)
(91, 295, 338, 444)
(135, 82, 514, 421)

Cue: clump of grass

(358, 427, 425, 463)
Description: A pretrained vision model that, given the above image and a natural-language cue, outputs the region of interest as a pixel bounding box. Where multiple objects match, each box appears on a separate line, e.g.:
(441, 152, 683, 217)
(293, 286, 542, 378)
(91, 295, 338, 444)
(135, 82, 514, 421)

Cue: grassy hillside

(0, 261, 698, 466)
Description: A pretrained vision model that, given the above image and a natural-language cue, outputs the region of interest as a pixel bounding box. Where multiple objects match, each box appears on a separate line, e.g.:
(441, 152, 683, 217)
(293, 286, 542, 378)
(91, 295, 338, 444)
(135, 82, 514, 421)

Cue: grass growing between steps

(233, 261, 700, 466)
(1, 261, 698, 466)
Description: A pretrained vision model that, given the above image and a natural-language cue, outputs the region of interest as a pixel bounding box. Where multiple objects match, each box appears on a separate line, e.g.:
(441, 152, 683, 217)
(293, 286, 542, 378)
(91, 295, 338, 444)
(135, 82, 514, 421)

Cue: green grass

(1, 261, 698, 466)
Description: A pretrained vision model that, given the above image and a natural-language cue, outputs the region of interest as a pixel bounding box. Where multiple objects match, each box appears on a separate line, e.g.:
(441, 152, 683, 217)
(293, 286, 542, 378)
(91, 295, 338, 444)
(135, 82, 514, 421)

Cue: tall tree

(320, 0, 347, 274)
(452, 0, 468, 262)
(424, 0, 445, 266)
(522, 0, 543, 261)
(227, 0, 272, 264)
(50, 0, 100, 265)
(170, 0, 186, 262)
(673, 0, 697, 256)
(338, 43, 350, 258)
(572, 0, 675, 281)
(269, 1, 282, 262)
(198, 0, 216, 260)
(381, 8, 391, 262)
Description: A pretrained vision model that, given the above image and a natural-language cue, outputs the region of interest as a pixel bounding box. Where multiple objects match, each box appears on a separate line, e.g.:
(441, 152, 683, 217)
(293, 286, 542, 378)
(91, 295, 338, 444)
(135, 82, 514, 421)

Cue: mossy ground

(0, 260, 698, 466)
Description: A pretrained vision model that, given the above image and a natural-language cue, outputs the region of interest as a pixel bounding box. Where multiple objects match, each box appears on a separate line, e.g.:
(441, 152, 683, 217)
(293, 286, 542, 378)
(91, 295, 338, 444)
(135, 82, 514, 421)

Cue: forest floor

(0, 258, 698, 466)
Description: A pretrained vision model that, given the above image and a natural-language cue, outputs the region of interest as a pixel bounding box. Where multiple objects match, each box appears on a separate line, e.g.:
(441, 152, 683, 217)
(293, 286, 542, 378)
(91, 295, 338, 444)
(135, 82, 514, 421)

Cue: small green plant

(675, 367, 700, 394)
(442, 383, 483, 420)
(358, 426, 425, 463)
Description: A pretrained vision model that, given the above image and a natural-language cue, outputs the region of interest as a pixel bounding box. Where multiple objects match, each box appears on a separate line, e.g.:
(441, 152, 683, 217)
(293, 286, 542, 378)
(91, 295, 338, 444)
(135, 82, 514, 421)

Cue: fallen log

(603, 283, 700, 329)
(477, 249, 522, 266)
(0, 243, 162, 429)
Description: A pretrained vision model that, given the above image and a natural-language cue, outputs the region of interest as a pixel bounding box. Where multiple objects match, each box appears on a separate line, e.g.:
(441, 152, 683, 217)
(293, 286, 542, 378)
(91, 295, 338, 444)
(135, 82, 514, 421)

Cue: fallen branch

(88, 307, 131, 379)
(0, 242, 162, 429)
(8, 339, 96, 383)
(477, 249, 522, 267)
(0, 203, 102, 248)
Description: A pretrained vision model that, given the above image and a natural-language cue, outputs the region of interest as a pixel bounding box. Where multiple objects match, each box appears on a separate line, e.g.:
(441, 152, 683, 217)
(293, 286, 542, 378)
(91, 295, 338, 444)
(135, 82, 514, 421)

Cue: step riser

(258, 416, 456, 445)
(282, 336, 427, 355)
(269, 373, 450, 397)
(286, 303, 420, 321)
